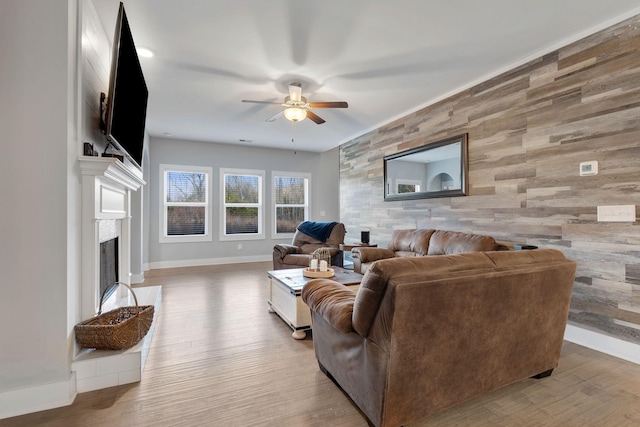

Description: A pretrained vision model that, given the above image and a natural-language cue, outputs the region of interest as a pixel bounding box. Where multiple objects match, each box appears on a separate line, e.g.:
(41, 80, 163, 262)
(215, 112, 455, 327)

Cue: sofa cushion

(352, 252, 498, 337)
(394, 250, 420, 258)
(387, 229, 434, 255)
(484, 248, 567, 267)
(292, 222, 346, 248)
(427, 230, 499, 255)
(273, 244, 299, 257)
(282, 253, 315, 268)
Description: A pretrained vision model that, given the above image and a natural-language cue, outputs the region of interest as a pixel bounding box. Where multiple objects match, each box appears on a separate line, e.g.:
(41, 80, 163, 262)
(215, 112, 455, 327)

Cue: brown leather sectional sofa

(352, 228, 507, 274)
(302, 249, 576, 427)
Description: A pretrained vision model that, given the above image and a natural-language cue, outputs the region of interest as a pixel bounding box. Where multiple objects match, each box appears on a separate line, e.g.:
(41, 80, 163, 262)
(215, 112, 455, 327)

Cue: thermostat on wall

(579, 160, 598, 176)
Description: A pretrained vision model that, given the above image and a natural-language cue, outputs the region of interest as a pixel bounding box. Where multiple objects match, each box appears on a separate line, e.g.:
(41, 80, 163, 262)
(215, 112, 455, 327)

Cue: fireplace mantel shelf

(78, 156, 146, 190)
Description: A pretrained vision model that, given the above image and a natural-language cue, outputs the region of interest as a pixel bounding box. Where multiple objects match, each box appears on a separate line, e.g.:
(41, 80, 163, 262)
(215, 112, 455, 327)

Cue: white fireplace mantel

(78, 156, 146, 319)
(73, 157, 160, 394)
(78, 156, 145, 192)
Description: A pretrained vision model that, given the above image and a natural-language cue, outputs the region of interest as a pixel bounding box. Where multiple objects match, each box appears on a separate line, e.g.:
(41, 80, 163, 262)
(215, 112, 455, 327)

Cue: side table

(339, 243, 378, 269)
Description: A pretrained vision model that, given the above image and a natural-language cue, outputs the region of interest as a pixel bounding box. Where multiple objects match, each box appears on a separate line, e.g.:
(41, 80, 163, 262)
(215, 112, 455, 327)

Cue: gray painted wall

(1, 0, 77, 398)
(146, 137, 340, 268)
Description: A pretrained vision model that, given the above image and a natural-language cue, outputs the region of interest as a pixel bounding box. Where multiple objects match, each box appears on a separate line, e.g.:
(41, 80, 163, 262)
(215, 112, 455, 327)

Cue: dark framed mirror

(384, 134, 468, 201)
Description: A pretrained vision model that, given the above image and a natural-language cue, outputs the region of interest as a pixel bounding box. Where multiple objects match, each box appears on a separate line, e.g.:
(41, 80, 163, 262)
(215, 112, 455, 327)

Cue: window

(220, 168, 264, 240)
(396, 179, 422, 194)
(272, 172, 310, 238)
(160, 164, 212, 243)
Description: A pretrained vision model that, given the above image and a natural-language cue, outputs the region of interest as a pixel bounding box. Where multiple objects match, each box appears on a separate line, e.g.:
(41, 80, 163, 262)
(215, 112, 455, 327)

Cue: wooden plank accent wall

(339, 15, 640, 345)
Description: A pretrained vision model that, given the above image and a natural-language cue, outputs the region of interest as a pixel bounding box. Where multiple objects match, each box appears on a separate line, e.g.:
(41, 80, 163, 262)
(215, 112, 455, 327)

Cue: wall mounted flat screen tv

(103, 2, 148, 168)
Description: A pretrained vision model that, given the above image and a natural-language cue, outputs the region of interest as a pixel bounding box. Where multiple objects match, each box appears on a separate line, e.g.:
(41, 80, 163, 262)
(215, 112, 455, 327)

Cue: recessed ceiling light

(136, 47, 155, 58)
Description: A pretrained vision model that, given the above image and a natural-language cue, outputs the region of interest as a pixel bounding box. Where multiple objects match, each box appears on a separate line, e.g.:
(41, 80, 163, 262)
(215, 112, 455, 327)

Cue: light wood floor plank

(4, 261, 640, 426)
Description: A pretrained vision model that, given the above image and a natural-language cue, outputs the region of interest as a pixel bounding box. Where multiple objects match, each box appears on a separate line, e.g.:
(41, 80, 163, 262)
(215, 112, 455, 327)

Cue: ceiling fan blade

(289, 83, 303, 102)
(308, 101, 348, 108)
(265, 111, 283, 122)
(306, 110, 326, 124)
(242, 100, 283, 105)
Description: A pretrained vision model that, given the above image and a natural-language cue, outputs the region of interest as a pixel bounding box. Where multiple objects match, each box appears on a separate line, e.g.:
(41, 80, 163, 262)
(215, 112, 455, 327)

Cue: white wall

(0, 0, 78, 413)
(386, 160, 426, 195)
(0, 0, 148, 417)
(142, 143, 152, 270)
(146, 137, 340, 268)
(425, 157, 460, 190)
(130, 132, 150, 283)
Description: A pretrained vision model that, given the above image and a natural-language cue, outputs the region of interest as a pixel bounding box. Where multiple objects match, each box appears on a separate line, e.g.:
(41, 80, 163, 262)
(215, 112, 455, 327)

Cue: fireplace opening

(100, 237, 119, 303)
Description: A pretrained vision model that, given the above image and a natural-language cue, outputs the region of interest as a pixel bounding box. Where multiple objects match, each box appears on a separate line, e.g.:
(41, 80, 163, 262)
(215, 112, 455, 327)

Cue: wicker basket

(75, 282, 154, 350)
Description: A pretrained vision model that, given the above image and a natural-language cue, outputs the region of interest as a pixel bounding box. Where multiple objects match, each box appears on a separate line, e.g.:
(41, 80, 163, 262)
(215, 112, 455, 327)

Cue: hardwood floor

(5, 262, 640, 426)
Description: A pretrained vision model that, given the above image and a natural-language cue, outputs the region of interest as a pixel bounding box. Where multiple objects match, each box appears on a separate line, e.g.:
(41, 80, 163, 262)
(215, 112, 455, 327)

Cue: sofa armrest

(273, 244, 300, 258)
(351, 247, 396, 263)
(301, 279, 356, 334)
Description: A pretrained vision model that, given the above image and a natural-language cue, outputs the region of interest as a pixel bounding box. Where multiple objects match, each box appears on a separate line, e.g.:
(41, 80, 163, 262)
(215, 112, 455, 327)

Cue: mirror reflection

(384, 134, 468, 200)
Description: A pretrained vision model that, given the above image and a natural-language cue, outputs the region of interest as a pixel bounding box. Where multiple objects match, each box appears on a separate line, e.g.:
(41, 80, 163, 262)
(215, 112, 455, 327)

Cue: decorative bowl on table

(303, 268, 335, 278)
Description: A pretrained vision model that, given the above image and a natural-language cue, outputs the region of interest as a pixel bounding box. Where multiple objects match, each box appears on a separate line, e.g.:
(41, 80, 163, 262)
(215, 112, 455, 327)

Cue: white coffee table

(267, 267, 363, 339)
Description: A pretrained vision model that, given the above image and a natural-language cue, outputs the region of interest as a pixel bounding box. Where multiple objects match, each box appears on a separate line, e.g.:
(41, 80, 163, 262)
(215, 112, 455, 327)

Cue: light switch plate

(597, 205, 636, 222)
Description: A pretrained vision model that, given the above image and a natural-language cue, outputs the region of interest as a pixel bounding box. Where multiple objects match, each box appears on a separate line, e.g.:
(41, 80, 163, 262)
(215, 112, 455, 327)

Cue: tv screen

(104, 2, 148, 168)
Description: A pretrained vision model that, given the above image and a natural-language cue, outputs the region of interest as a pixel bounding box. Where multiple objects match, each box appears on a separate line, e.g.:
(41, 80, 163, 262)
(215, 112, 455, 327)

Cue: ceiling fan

(241, 82, 348, 124)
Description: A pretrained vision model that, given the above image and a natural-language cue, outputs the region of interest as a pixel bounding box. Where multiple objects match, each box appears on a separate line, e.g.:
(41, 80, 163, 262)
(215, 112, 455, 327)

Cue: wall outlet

(320, 211, 326, 217)
(597, 205, 636, 222)
(237, 243, 243, 251)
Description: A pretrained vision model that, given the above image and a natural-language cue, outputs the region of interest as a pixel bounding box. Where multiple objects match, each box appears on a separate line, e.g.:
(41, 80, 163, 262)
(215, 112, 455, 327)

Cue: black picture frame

(384, 134, 469, 201)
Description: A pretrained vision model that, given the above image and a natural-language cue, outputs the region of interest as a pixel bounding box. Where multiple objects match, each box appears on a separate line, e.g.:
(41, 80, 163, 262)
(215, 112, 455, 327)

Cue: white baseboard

(147, 254, 271, 270)
(0, 373, 76, 420)
(130, 271, 145, 284)
(564, 324, 640, 365)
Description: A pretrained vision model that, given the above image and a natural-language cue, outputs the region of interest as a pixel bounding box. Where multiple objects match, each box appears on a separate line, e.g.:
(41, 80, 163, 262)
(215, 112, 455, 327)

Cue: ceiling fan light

(284, 107, 307, 122)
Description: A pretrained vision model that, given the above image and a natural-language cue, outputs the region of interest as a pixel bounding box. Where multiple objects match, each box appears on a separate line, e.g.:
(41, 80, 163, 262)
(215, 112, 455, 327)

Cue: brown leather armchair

(272, 222, 346, 270)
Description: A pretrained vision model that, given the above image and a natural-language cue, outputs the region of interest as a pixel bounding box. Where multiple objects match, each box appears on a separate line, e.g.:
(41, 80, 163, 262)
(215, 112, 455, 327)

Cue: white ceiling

(92, 0, 640, 153)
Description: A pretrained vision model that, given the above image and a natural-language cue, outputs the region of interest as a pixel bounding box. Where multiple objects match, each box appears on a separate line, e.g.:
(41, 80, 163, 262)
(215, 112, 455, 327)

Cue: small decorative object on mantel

(83, 142, 94, 156)
(74, 282, 154, 350)
(101, 141, 125, 162)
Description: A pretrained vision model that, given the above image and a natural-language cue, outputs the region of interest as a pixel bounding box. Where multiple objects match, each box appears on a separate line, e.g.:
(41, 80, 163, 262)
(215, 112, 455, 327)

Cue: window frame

(271, 171, 311, 239)
(220, 168, 265, 241)
(159, 164, 213, 243)
(396, 178, 422, 194)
